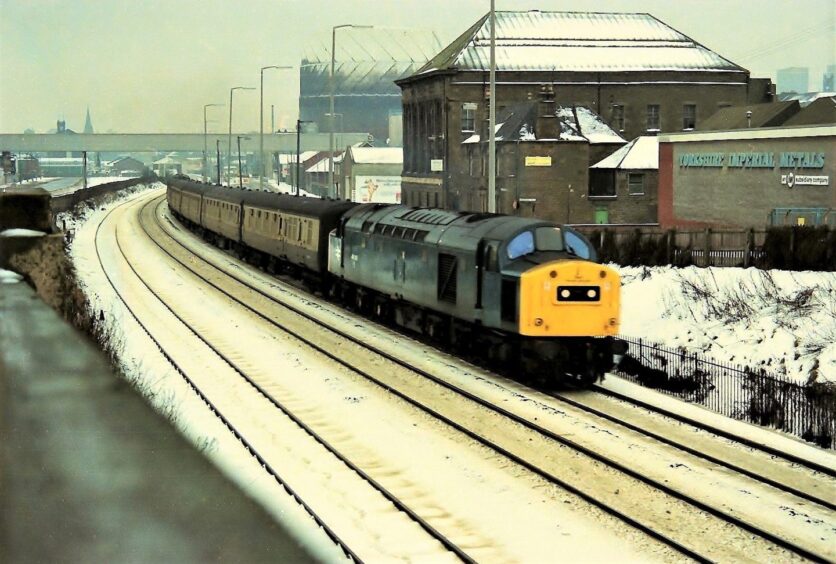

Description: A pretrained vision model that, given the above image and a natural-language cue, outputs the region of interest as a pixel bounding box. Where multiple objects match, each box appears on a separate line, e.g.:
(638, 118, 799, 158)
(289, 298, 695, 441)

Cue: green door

(594, 208, 609, 225)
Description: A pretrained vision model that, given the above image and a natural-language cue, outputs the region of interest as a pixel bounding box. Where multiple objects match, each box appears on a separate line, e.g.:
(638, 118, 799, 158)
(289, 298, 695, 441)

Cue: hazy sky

(1, 0, 833, 134)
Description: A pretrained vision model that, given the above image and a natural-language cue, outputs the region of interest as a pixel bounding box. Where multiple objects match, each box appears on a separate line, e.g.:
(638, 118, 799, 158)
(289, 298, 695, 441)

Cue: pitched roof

(781, 96, 836, 127)
(410, 11, 744, 77)
(698, 101, 800, 131)
(591, 136, 659, 170)
(347, 146, 403, 164)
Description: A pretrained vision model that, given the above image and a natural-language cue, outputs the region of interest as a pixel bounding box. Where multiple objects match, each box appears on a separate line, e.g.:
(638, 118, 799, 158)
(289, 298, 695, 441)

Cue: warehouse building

(658, 125, 835, 227)
(396, 10, 774, 213)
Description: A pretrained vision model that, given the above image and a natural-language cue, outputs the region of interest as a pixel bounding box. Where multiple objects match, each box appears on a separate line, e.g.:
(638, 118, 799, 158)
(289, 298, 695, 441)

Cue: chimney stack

(536, 85, 559, 139)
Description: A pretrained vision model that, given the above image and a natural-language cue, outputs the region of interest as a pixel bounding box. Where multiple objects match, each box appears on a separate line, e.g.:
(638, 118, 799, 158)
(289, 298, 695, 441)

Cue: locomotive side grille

(437, 253, 458, 304)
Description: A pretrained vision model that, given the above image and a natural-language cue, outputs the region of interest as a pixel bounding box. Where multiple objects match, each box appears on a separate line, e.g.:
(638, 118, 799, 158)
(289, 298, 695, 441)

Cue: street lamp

(296, 119, 313, 196)
(203, 103, 224, 182)
(260, 65, 292, 191)
(325, 112, 344, 197)
(237, 136, 250, 189)
(329, 24, 373, 199)
(228, 86, 255, 185)
(216, 139, 222, 184)
(488, 0, 497, 213)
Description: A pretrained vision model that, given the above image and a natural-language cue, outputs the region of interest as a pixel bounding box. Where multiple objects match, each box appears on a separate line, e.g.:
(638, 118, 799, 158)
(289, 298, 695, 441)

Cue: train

(166, 177, 625, 385)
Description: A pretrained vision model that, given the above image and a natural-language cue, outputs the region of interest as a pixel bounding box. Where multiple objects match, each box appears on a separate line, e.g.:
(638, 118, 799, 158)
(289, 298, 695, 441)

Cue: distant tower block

(84, 107, 94, 134)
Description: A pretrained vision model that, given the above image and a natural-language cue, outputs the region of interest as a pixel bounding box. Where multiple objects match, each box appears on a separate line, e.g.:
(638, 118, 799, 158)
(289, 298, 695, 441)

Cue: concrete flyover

(0, 132, 371, 153)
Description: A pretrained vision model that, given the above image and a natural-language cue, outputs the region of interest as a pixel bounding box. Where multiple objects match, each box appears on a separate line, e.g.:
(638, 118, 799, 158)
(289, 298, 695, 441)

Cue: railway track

(142, 192, 834, 563)
(93, 194, 472, 563)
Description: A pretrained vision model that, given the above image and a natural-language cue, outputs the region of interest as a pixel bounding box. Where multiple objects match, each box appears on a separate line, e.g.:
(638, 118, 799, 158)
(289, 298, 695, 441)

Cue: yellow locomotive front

(518, 260, 621, 337)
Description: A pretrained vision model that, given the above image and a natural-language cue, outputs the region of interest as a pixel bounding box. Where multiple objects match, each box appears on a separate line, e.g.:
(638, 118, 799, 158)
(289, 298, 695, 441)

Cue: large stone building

(396, 10, 774, 216)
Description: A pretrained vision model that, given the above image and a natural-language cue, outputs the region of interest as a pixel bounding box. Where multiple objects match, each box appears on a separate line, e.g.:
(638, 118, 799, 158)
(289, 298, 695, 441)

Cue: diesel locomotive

(166, 177, 624, 384)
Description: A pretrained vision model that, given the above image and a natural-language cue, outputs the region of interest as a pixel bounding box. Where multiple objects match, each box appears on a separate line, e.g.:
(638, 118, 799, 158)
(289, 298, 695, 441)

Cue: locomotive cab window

(534, 227, 565, 253)
(507, 231, 534, 260)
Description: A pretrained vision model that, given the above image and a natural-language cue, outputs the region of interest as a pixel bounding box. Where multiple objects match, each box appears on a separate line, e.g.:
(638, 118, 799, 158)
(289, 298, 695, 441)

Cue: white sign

(430, 159, 444, 172)
(781, 173, 830, 188)
(354, 175, 401, 203)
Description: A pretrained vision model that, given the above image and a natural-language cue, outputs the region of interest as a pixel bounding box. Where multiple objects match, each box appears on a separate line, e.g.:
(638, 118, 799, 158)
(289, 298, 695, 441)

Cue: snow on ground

(267, 179, 320, 198)
(67, 184, 346, 562)
(0, 228, 46, 237)
(617, 265, 836, 384)
(0, 268, 23, 284)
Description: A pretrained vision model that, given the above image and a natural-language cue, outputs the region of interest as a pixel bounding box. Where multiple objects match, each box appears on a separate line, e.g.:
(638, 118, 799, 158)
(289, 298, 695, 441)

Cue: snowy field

(618, 266, 836, 384)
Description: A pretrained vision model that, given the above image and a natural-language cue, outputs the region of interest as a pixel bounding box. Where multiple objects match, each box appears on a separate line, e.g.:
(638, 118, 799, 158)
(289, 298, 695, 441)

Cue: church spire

(84, 107, 94, 134)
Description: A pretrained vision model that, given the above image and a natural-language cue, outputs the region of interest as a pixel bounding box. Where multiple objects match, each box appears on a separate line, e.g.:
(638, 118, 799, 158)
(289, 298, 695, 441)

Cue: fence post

(704, 227, 712, 267)
(744, 228, 754, 268)
(666, 229, 674, 265)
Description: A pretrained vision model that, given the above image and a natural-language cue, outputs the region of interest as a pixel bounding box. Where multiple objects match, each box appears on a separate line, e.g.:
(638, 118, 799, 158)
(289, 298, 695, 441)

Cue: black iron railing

(615, 337, 836, 449)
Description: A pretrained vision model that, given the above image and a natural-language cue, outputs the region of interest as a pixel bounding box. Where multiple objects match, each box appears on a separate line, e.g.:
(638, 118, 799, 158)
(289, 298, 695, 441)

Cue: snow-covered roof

(409, 11, 744, 76)
(305, 159, 332, 173)
(153, 156, 179, 165)
(463, 102, 624, 145)
(592, 136, 659, 170)
(778, 91, 836, 107)
(557, 106, 625, 144)
(279, 151, 318, 164)
(347, 147, 403, 165)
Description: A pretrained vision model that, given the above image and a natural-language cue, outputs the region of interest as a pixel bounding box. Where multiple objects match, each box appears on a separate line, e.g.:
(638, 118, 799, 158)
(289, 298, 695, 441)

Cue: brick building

(415, 87, 627, 224)
(590, 136, 659, 224)
(396, 10, 774, 214)
(658, 125, 835, 228)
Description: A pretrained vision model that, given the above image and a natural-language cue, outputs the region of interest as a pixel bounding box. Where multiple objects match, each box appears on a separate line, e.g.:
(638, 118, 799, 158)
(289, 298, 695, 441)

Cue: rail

(616, 337, 836, 449)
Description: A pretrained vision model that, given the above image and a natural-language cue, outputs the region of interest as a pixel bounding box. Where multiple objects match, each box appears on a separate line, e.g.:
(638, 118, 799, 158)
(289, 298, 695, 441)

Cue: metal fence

(615, 337, 836, 449)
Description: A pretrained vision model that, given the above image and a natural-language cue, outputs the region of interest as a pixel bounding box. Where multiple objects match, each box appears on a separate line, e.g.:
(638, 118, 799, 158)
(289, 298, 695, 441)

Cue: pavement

(0, 281, 318, 563)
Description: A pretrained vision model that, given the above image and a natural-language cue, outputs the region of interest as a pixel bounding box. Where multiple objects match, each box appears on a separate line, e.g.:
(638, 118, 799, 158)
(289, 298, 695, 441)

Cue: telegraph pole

(488, 0, 497, 213)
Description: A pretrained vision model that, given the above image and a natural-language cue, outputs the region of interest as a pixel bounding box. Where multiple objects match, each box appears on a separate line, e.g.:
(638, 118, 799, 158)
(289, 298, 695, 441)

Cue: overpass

(0, 132, 371, 153)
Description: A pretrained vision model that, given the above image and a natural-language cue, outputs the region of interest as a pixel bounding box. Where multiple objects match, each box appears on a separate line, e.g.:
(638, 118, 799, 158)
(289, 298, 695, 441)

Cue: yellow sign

(525, 156, 552, 167)
(797, 217, 806, 226)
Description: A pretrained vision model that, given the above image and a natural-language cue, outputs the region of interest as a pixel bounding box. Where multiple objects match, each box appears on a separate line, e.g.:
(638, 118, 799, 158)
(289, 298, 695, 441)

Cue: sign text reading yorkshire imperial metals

(679, 151, 826, 169)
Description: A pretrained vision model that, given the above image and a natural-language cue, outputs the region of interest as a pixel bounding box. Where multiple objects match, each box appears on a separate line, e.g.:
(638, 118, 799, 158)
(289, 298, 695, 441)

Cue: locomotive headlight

(560, 289, 571, 299)
(587, 289, 597, 299)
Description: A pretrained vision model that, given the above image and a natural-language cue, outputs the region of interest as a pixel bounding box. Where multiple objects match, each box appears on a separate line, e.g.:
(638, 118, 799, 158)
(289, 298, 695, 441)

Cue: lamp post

(228, 86, 255, 185)
(296, 119, 313, 196)
(329, 24, 373, 199)
(216, 140, 221, 184)
(260, 65, 292, 191)
(488, 0, 497, 213)
(325, 112, 344, 197)
(203, 103, 224, 182)
(237, 135, 250, 189)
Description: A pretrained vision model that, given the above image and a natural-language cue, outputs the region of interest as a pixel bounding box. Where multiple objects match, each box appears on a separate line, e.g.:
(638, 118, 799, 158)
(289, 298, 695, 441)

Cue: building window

(611, 104, 625, 131)
(462, 103, 477, 133)
(628, 173, 645, 195)
(589, 170, 616, 198)
(683, 104, 696, 130)
(646, 104, 660, 131)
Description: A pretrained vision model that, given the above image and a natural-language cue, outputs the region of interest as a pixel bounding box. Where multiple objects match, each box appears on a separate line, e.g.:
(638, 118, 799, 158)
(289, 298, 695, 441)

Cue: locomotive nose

(518, 261, 621, 337)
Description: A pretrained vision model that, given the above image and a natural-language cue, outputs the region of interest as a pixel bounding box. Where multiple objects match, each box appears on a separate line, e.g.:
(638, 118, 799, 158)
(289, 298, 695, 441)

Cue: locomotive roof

(347, 204, 555, 251)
